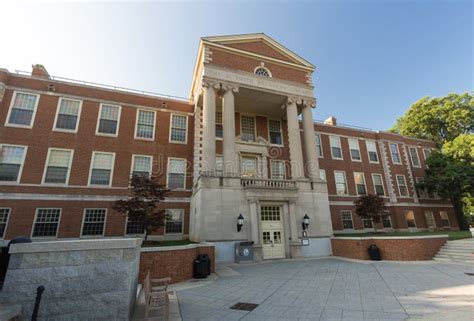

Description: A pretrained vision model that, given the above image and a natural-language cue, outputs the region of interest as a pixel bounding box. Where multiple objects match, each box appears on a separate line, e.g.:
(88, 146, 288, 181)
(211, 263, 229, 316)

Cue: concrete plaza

(176, 258, 474, 321)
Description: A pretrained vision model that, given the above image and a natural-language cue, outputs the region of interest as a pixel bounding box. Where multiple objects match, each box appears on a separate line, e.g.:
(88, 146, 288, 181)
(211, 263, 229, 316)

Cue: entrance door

(261, 205, 285, 259)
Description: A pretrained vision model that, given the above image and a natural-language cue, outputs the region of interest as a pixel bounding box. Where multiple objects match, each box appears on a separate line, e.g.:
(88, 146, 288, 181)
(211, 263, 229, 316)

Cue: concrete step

(434, 254, 474, 262)
(438, 248, 474, 255)
(433, 257, 474, 264)
(443, 244, 474, 250)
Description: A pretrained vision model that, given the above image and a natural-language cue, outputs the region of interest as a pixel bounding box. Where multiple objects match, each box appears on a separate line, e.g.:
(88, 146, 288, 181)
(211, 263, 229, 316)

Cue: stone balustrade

(241, 178, 297, 189)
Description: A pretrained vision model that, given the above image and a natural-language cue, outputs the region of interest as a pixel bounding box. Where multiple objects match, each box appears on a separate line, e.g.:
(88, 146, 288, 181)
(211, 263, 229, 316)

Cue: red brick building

(0, 34, 456, 259)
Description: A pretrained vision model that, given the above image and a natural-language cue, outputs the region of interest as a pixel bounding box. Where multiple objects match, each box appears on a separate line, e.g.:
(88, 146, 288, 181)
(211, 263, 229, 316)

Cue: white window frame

(124, 215, 146, 236)
(215, 111, 223, 140)
(423, 148, 432, 161)
(166, 157, 186, 190)
(240, 155, 258, 178)
(404, 210, 417, 229)
(353, 172, 367, 196)
(95, 103, 122, 137)
(390, 143, 402, 164)
(164, 208, 184, 235)
(382, 215, 392, 229)
(396, 175, 409, 197)
(424, 210, 436, 229)
(31, 208, 62, 239)
(415, 177, 429, 199)
(334, 170, 348, 195)
(80, 208, 107, 238)
(340, 210, 354, 230)
(362, 218, 374, 230)
(270, 160, 286, 180)
(133, 108, 156, 141)
(88, 151, 116, 187)
(348, 138, 362, 162)
(240, 114, 257, 142)
(0, 144, 28, 184)
(130, 154, 153, 178)
(253, 65, 272, 77)
(366, 140, 379, 164)
(319, 169, 326, 181)
(41, 148, 74, 185)
(52, 97, 83, 133)
(371, 173, 385, 196)
(268, 119, 283, 146)
(439, 211, 450, 228)
(408, 147, 421, 168)
(5, 91, 40, 129)
(169, 113, 188, 144)
(330, 135, 343, 160)
(0, 207, 11, 239)
(315, 133, 323, 158)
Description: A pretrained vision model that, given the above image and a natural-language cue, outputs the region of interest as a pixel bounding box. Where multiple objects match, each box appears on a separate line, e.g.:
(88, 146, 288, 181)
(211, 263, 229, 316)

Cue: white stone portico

(189, 34, 333, 262)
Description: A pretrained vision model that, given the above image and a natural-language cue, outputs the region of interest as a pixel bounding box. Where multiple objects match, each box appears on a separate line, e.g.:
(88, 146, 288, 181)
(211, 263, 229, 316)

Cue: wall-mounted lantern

(302, 214, 310, 230)
(237, 214, 244, 232)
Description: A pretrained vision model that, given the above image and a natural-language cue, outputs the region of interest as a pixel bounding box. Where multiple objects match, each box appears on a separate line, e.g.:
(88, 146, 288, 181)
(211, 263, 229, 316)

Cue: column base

(290, 242, 303, 258)
(253, 245, 263, 262)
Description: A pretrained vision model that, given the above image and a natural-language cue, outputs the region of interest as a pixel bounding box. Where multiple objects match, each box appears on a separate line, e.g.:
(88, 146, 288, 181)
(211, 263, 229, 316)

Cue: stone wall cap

(141, 242, 214, 252)
(9, 237, 142, 254)
(331, 235, 449, 240)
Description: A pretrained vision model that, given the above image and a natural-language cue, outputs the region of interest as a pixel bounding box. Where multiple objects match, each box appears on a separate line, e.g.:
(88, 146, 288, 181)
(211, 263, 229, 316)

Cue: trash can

(235, 241, 254, 263)
(368, 244, 381, 261)
(193, 253, 211, 279)
(1, 236, 32, 282)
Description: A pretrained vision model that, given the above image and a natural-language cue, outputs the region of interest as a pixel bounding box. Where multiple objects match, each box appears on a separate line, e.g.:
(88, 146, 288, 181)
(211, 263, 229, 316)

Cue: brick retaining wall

(331, 235, 448, 261)
(139, 244, 215, 284)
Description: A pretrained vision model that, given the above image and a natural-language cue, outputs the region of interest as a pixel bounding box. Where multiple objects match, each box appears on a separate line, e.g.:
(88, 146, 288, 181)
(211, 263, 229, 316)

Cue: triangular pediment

(201, 33, 314, 69)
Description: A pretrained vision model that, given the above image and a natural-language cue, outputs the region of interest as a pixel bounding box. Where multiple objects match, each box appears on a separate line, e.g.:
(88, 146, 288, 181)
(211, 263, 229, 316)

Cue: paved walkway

(176, 258, 474, 321)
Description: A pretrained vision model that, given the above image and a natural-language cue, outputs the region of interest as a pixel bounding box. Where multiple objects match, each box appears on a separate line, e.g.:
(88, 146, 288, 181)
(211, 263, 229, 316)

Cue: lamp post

(237, 214, 244, 232)
(302, 214, 310, 230)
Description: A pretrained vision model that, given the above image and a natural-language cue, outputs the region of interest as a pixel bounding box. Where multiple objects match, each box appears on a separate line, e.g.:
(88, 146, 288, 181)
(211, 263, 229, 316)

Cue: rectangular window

(32, 208, 61, 237)
(0, 208, 10, 238)
(216, 156, 223, 176)
(54, 98, 82, 132)
(167, 158, 186, 189)
(165, 209, 184, 234)
(382, 215, 392, 229)
(271, 160, 285, 180)
(215, 111, 223, 139)
(6, 92, 39, 127)
(415, 177, 428, 199)
(268, 120, 282, 145)
(89, 152, 115, 186)
(363, 219, 374, 229)
(390, 143, 401, 164)
(241, 115, 256, 142)
(319, 169, 326, 181)
(43, 148, 73, 184)
(409, 147, 421, 167)
(423, 149, 432, 161)
(330, 136, 343, 159)
(125, 217, 145, 235)
(340, 210, 353, 230)
(396, 175, 409, 197)
(348, 138, 361, 161)
(131, 155, 152, 178)
(97, 104, 121, 136)
(0, 145, 27, 182)
(366, 141, 379, 163)
(439, 211, 450, 227)
(315, 134, 323, 157)
(334, 171, 348, 195)
(372, 174, 385, 196)
(404, 210, 416, 228)
(241, 156, 257, 178)
(354, 172, 367, 195)
(424, 210, 436, 228)
(170, 114, 187, 143)
(135, 109, 156, 140)
(81, 209, 106, 237)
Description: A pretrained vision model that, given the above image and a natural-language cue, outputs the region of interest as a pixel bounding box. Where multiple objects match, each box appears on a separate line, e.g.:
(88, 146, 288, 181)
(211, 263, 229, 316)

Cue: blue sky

(0, 0, 472, 130)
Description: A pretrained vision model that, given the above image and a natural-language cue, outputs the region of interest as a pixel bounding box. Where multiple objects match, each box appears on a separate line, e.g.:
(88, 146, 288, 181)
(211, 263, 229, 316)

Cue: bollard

(31, 285, 45, 321)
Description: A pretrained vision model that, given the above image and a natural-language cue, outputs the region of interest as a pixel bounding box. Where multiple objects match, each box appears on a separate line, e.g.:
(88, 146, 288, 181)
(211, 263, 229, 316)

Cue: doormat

(464, 273, 474, 276)
(230, 302, 259, 311)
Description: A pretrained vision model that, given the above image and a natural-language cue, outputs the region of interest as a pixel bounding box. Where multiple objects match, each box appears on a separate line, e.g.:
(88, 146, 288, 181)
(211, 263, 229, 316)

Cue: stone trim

(0, 193, 191, 202)
(140, 242, 214, 252)
(332, 235, 448, 240)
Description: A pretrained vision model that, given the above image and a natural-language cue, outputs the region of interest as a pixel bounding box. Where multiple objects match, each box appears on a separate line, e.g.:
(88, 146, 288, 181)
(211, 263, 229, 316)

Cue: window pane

(0, 208, 10, 238)
(101, 105, 119, 120)
(241, 157, 257, 177)
(373, 174, 385, 195)
(33, 209, 60, 237)
(382, 216, 392, 228)
(93, 153, 113, 169)
(269, 120, 282, 145)
(13, 93, 37, 111)
(409, 147, 420, 167)
(397, 175, 408, 196)
(363, 219, 373, 229)
(440, 211, 450, 227)
(168, 159, 185, 188)
(354, 173, 366, 195)
(390, 144, 401, 163)
(271, 161, 285, 180)
(335, 172, 347, 195)
(133, 156, 151, 177)
(216, 112, 223, 138)
(0, 146, 25, 181)
(98, 105, 119, 135)
(98, 119, 118, 134)
(241, 116, 255, 142)
(0, 164, 20, 181)
(216, 156, 223, 176)
(91, 169, 111, 185)
(126, 218, 145, 235)
(330, 136, 342, 159)
(165, 209, 183, 234)
(82, 209, 106, 236)
(315, 134, 323, 157)
(45, 167, 68, 183)
(424, 211, 435, 228)
(349, 139, 361, 160)
(9, 109, 34, 125)
(405, 211, 416, 228)
(48, 150, 71, 167)
(56, 114, 78, 130)
(341, 211, 353, 229)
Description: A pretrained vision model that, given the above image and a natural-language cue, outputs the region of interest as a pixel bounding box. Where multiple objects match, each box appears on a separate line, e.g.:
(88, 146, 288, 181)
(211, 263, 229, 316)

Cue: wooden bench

(143, 271, 173, 320)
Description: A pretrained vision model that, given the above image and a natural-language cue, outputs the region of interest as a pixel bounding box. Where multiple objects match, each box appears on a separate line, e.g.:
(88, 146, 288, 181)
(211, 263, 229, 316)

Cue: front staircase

(434, 238, 474, 264)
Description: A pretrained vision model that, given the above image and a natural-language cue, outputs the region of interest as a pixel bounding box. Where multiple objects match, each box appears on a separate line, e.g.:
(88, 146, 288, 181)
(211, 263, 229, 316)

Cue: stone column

(201, 82, 217, 174)
(285, 98, 305, 179)
(249, 201, 259, 245)
(301, 101, 320, 180)
(288, 200, 299, 241)
(222, 84, 238, 176)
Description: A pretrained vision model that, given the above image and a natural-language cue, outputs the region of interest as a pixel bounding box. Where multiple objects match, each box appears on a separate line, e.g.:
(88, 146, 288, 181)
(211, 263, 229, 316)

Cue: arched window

(254, 67, 271, 77)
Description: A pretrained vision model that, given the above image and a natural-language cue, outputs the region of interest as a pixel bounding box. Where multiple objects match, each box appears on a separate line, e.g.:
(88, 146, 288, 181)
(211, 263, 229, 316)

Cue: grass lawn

(141, 239, 197, 247)
(334, 230, 472, 240)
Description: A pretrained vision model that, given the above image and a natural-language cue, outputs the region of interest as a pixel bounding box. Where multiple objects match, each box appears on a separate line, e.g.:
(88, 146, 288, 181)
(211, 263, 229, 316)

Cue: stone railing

(241, 178, 297, 190)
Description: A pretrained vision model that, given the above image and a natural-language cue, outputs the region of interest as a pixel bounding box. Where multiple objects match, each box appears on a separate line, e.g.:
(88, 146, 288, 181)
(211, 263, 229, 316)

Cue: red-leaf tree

(113, 175, 171, 240)
(353, 194, 388, 232)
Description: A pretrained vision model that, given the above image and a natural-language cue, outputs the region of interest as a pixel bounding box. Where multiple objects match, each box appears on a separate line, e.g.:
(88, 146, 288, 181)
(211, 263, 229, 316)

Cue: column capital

(303, 99, 317, 108)
(202, 80, 221, 90)
(221, 82, 239, 93)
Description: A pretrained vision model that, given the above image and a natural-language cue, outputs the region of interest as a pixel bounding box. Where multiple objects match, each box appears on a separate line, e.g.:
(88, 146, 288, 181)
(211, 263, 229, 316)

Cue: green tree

(418, 152, 474, 230)
(113, 175, 171, 240)
(353, 194, 388, 232)
(443, 134, 474, 164)
(390, 92, 474, 147)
